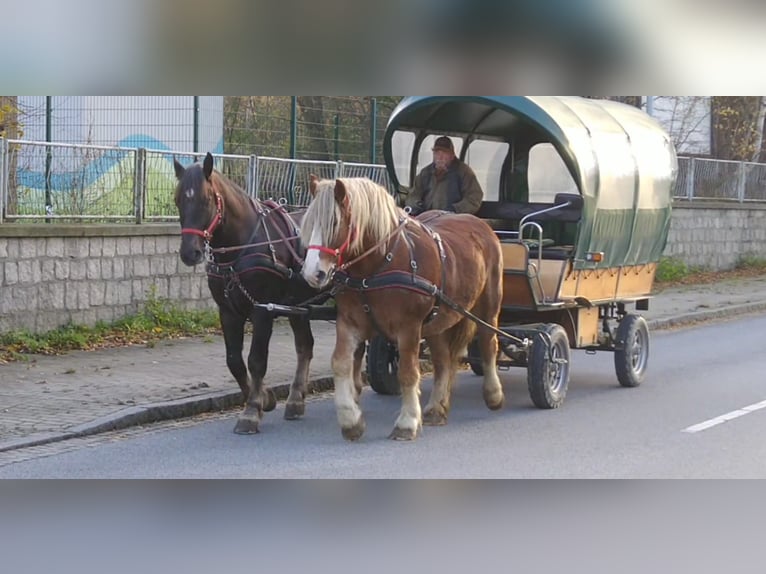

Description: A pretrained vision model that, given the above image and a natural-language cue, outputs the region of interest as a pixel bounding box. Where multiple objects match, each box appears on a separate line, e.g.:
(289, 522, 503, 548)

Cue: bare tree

(711, 96, 765, 161)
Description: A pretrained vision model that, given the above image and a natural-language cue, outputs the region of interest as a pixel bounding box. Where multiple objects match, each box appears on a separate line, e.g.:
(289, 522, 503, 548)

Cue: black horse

(174, 153, 324, 435)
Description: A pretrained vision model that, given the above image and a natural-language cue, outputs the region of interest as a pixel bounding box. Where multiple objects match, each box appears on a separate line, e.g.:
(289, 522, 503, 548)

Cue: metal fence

(3, 139, 766, 224)
(675, 157, 766, 202)
(0, 139, 396, 223)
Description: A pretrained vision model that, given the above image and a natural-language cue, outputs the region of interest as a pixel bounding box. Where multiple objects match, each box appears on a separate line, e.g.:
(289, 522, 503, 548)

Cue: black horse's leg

(220, 308, 249, 400)
(284, 315, 314, 421)
(234, 310, 275, 435)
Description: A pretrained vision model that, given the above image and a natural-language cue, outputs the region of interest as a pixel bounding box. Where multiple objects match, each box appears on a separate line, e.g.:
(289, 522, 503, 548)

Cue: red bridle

(308, 224, 356, 268)
(181, 192, 224, 241)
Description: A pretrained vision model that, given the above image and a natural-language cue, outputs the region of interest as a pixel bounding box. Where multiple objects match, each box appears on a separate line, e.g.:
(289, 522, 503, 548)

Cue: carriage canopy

(383, 96, 678, 269)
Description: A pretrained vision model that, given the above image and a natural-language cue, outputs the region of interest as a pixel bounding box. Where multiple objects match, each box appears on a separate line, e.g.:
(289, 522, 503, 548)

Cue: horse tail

(446, 316, 478, 365)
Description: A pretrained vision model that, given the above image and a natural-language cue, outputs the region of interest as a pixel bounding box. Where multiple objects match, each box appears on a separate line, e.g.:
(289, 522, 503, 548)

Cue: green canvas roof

(383, 96, 678, 268)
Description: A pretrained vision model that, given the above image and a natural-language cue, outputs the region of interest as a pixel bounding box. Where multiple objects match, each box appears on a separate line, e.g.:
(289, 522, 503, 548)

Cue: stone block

(46, 237, 64, 258)
(90, 282, 106, 307)
(118, 281, 133, 305)
(101, 259, 113, 280)
(41, 260, 56, 282)
(69, 261, 87, 281)
(130, 237, 143, 254)
(133, 258, 150, 278)
(17, 260, 34, 284)
(89, 237, 104, 257)
(102, 237, 117, 258)
(55, 260, 70, 280)
(116, 238, 131, 256)
(112, 258, 125, 280)
(6, 239, 19, 259)
(19, 238, 37, 258)
(87, 259, 101, 280)
(143, 236, 156, 255)
(3, 262, 16, 287)
(65, 283, 79, 310)
(77, 282, 90, 310)
(150, 257, 164, 276)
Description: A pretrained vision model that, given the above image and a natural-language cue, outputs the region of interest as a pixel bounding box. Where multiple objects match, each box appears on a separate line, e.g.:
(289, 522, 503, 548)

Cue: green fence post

(45, 96, 52, 223)
(193, 96, 200, 153)
(290, 96, 298, 160)
(334, 114, 340, 160)
(370, 97, 378, 164)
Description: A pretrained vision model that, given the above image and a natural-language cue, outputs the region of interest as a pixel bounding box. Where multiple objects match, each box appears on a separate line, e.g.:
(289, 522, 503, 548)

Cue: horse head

(174, 152, 222, 266)
(301, 176, 400, 289)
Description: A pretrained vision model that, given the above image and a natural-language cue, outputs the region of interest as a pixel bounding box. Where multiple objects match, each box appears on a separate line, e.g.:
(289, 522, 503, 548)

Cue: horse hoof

(263, 388, 277, 413)
(233, 418, 260, 435)
(388, 426, 419, 441)
(284, 402, 305, 421)
(484, 391, 505, 412)
(341, 418, 366, 442)
(422, 410, 448, 427)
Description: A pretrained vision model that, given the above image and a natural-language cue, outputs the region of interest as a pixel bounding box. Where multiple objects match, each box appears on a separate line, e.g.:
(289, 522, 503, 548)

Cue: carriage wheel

(366, 337, 402, 396)
(527, 324, 571, 409)
(614, 314, 650, 388)
(467, 339, 484, 376)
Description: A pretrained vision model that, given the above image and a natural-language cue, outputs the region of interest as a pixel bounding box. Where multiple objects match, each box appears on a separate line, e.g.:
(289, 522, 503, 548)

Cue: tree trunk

(711, 96, 764, 161)
(0, 96, 19, 217)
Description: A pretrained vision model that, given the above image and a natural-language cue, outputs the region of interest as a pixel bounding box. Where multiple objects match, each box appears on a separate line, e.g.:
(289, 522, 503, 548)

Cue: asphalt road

(2, 315, 765, 478)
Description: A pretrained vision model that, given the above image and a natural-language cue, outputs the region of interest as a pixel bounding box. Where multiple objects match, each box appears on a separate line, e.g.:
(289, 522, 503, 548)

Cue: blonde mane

(301, 178, 401, 256)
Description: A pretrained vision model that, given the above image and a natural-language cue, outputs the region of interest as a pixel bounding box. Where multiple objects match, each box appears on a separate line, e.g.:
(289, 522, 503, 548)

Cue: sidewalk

(2, 275, 766, 453)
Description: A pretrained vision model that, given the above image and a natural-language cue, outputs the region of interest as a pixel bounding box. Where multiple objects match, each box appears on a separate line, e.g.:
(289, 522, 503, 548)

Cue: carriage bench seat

(476, 195, 583, 224)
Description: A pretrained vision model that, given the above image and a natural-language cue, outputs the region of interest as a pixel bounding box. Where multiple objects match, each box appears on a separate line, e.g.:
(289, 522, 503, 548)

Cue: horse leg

(352, 342, 366, 404)
(478, 326, 504, 411)
(220, 308, 249, 400)
(390, 331, 423, 441)
(422, 335, 453, 426)
(475, 275, 504, 411)
(284, 315, 314, 421)
(332, 323, 366, 442)
(233, 312, 276, 435)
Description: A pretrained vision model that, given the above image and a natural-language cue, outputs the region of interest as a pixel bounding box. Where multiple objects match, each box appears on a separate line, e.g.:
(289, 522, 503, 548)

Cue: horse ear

(173, 158, 185, 181)
(203, 152, 214, 181)
(334, 179, 347, 206)
(309, 174, 319, 197)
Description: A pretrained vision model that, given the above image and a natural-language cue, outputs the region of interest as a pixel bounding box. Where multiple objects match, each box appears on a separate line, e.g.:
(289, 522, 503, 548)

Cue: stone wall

(665, 203, 766, 270)
(1, 203, 766, 334)
(0, 225, 212, 334)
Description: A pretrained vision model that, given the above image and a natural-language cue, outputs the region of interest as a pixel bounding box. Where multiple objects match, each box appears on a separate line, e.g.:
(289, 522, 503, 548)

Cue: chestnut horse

(301, 177, 504, 442)
(174, 153, 322, 435)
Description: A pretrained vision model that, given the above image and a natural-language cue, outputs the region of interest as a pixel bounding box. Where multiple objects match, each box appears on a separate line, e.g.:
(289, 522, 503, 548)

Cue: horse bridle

(307, 224, 357, 268)
(181, 191, 224, 242)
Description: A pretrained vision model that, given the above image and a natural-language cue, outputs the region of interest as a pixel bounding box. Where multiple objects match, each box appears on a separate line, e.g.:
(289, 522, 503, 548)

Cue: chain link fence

(676, 157, 766, 202)
(3, 140, 766, 224)
(0, 139, 396, 223)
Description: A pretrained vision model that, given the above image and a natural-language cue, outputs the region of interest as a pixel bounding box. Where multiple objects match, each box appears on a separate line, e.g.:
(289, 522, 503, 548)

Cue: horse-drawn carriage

(365, 95, 678, 409)
(174, 95, 676, 440)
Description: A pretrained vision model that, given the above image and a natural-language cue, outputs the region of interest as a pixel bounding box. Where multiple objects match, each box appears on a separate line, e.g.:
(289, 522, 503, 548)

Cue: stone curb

(0, 377, 334, 455)
(2, 301, 766, 455)
(646, 300, 766, 332)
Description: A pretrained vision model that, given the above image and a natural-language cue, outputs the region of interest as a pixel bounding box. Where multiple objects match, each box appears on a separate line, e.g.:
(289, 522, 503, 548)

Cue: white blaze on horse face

(303, 227, 333, 288)
(185, 188, 195, 200)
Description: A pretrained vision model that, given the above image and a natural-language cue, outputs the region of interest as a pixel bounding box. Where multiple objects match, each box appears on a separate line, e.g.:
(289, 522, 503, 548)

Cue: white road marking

(683, 400, 766, 434)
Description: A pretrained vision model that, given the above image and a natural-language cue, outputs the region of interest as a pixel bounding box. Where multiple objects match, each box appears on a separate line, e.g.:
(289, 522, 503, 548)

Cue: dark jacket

(405, 159, 484, 215)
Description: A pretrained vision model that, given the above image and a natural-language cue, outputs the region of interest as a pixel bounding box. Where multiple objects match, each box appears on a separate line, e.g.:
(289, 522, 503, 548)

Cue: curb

(0, 376, 335, 455)
(2, 301, 765, 455)
(647, 300, 766, 332)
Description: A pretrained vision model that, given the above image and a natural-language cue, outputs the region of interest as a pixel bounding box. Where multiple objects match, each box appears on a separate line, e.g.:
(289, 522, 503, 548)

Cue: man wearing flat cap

(405, 136, 484, 216)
